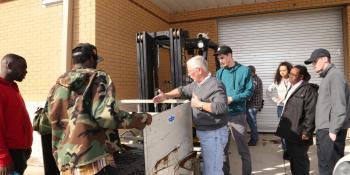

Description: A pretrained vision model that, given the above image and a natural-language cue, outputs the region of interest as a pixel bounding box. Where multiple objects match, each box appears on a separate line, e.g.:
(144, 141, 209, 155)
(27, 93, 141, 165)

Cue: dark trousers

(95, 165, 118, 175)
(285, 141, 310, 175)
(41, 134, 59, 175)
(316, 129, 347, 175)
(8, 149, 31, 175)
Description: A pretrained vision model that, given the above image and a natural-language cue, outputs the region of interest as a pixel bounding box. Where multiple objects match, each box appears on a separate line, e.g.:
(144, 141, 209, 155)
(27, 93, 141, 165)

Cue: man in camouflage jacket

(47, 43, 152, 175)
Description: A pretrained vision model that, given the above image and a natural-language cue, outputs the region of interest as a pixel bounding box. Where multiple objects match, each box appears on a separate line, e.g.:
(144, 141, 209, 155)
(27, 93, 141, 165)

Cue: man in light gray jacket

(153, 55, 229, 175)
(305, 48, 350, 175)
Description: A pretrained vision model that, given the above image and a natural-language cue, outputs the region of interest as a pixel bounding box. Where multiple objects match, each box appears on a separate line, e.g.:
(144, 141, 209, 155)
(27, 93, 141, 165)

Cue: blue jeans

(246, 107, 258, 142)
(277, 105, 286, 151)
(197, 126, 228, 175)
(277, 105, 283, 119)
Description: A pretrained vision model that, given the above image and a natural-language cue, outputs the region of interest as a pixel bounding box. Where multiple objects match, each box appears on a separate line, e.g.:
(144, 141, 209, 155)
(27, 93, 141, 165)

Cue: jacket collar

(225, 62, 241, 72)
(289, 81, 318, 96)
(319, 63, 334, 78)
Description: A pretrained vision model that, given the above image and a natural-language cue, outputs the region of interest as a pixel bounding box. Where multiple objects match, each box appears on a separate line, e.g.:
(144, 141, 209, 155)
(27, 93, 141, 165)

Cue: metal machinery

(116, 29, 218, 175)
(136, 28, 218, 112)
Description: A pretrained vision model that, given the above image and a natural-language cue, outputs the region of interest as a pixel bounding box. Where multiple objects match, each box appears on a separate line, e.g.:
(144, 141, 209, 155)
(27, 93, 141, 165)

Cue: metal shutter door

(218, 7, 344, 132)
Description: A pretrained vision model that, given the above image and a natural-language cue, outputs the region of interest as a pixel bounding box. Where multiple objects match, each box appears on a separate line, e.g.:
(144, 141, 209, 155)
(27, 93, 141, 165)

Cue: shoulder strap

(217, 69, 224, 81)
(43, 101, 48, 112)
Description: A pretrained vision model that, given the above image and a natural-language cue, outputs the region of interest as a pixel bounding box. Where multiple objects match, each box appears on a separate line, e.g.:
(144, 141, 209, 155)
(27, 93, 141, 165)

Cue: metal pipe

(61, 0, 73, 72)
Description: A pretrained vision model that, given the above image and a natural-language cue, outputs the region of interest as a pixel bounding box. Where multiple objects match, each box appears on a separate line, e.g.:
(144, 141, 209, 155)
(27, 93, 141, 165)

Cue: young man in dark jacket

(276, 65, 318, 175)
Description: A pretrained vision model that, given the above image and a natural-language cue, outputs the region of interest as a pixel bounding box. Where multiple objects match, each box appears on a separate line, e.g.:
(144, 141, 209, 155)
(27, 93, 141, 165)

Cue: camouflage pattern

(47, 68, 145, 171)
(33, 103, 51, 135)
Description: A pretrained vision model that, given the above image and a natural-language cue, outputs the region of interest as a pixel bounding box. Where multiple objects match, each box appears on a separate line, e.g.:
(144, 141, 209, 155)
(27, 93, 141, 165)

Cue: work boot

(248, 140, 257, 146)
(283, 151, 290, 160)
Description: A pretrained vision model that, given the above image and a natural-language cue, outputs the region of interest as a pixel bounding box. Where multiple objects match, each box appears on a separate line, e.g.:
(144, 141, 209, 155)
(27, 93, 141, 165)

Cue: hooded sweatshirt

(0, 77, 33, 167)
(216, 62, 253, 116)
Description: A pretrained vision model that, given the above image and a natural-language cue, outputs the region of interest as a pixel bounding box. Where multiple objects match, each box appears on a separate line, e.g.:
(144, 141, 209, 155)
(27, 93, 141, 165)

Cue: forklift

(135, 28, 218, 112)
(117, 28, 218, 175)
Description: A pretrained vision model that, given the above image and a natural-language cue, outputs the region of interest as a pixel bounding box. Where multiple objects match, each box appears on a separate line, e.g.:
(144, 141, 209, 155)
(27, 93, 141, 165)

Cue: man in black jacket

(276, 65, 318, 175)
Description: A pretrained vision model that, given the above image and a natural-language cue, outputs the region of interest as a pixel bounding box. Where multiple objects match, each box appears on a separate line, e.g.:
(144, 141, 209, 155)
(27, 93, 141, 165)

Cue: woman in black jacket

(276, 65, 318, 175)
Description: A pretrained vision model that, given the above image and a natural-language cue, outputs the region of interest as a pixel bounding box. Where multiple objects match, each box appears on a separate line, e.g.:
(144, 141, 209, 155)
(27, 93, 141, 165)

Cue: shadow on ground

(227, 134, 319, 175)
(25, 133, 350, 175)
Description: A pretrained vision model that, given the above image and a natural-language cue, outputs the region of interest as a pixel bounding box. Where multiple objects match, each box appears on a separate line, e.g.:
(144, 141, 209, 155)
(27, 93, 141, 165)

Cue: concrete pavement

(24, 133, 350, 175)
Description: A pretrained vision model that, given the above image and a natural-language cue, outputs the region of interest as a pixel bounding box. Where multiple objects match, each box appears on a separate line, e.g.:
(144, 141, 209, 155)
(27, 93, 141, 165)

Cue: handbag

(33, 102, 51, 135)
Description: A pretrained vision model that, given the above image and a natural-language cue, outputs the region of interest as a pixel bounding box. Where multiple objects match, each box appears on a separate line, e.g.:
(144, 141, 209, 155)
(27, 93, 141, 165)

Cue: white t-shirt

(282, 80, 303, 113)
(267, 78, 290, 106)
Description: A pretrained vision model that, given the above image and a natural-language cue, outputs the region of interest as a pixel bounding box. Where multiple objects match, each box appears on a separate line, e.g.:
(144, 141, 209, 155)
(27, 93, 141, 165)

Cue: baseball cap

(214, 45, 232, 56)
(72, 43, 104, 62)
(304, 48, 330, 65)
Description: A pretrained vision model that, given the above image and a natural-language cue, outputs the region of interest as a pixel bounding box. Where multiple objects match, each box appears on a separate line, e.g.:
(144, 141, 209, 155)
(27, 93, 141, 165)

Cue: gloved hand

(130, 113, 152, 130)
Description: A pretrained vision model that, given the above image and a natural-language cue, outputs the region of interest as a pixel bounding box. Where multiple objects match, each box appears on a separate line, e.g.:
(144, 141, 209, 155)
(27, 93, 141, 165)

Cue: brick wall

(95, 0, 169, 99)
(170, 0, 350, 23)
(72, 0, 96, 47)
(0, 0, 98, 100)
(0, 0, 63, 100)
(156, 48, 172, 92)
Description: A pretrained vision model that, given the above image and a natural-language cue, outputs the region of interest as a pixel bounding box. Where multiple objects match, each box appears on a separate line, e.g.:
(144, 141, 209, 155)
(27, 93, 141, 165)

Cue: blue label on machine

(168, 115, 175, 123)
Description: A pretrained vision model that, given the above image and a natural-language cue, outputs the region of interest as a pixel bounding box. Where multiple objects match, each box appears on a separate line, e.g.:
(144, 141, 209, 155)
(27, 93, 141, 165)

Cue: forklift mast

(136, 28, 218, 112)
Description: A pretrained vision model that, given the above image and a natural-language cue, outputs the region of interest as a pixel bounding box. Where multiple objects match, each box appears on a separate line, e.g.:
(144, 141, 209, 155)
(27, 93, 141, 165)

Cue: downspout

(61, 0, 73, 72)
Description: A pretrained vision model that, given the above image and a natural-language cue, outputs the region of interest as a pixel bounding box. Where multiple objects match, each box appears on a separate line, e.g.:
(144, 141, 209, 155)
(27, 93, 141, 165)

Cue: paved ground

(24, 133, 350, 175)
(228, 134, 318, 175)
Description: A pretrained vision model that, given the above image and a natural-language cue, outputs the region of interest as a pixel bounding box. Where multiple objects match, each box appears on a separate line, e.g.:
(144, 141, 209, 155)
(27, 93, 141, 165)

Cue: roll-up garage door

(218, 7, 344, 132)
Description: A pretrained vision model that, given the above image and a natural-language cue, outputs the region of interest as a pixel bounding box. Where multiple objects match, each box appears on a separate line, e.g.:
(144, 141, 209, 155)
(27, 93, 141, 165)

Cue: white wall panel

(218, 8, 344, 132)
